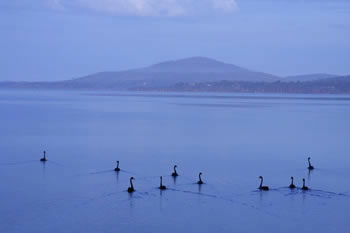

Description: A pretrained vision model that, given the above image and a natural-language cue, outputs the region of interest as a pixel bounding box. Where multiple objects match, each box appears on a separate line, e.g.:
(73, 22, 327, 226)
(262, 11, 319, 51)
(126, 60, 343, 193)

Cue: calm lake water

(1, 90, 350, 233)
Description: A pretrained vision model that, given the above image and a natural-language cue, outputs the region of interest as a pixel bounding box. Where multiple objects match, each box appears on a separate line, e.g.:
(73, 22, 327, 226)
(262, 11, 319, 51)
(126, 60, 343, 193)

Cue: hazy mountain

(61, 57, 281, 89)
(1, 57, 349, 94)
(283, 73, 338, 82)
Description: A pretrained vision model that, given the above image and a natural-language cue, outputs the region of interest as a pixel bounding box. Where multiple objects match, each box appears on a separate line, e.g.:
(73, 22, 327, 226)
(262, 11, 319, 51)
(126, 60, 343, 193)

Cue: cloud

(74, 0, 185, 16)
(212, 0, 237, 12)
(48, 0, 237, 16)
(47, 0, 64, 10)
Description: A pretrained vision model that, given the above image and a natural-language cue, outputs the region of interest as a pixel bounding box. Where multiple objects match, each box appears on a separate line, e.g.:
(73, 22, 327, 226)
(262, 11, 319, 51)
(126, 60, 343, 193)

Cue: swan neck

(259, 178, 263, 187)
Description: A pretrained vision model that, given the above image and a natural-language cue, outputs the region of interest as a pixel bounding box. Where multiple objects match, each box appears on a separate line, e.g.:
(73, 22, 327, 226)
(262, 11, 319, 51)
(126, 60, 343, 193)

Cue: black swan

(114, 160, 120, 172)
(171, 165, 178, 177)
(128, 177, 135, 193)
(40, 151, 47, 162)
(259, 176, 269, 190)
(159, 176, 166, 190)
(289, 176, 296, 189)
(197, 172, 203, 184)
(302, 178, 309, 190)
(307, 157, 314, 170)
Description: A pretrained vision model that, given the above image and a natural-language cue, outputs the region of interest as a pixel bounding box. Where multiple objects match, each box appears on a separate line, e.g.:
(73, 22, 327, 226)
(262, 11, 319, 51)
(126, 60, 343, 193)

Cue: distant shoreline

(1, 84, 350, 95)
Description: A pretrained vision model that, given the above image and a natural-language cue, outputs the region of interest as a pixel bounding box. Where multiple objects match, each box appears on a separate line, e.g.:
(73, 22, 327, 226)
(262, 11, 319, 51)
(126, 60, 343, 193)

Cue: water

(1, 90, 350, 233)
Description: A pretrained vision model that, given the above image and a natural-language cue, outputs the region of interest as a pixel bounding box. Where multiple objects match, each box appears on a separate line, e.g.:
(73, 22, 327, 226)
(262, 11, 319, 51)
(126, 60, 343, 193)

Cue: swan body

(289, 176, 296, 189)
(128, 177, 135, 193)
(197, 172, 203, 184)
(259, 176, 269, 190)
(302, 178, 309, 190)
(308, 157, 314, 170)
(171, 165, 178, 177)
(114, 160, 120, 172)
(159, 176, 166, 190)
(40, 151, 47, 162)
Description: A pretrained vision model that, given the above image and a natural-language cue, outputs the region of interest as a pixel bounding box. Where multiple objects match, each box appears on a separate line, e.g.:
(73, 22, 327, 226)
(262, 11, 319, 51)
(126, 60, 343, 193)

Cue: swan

(128, 177, 135, 193)
(302, 178, 309, 190)
(159, 176, 166, 190)
(171, 165, 178, 177)
(114, 160, 120, 172)
(289, 176, 296, 189)
(197, 172, 203, 184)
(259, 176, 269, 190)
(308, 157, 314, 170)
(40, 151, 47, 162)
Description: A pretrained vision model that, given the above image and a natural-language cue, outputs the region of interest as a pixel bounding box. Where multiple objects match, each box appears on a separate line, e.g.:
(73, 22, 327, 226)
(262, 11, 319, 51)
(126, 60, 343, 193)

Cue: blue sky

(1, 0, 350, 81)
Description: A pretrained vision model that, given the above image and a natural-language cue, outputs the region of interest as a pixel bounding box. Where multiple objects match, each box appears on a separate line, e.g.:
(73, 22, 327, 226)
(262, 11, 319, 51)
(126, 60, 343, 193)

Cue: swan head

(308, 157, 311, 160)
(130, 177, 134, 180)
(199, 172, 202, 176)
(302, 178, 305, 182)
(259, 176, 263, 179)
(291, 176, 294, 180)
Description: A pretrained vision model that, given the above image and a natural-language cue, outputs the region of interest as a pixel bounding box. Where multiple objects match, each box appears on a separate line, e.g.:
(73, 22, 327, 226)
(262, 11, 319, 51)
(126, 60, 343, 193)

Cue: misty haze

(1, 1, 350, 233)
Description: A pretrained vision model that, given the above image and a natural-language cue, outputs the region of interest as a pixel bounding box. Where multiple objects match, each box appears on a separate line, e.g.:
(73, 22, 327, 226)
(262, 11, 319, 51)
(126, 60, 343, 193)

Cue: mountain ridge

(0, 56, 349, 94)
(69, 56, 281, 86)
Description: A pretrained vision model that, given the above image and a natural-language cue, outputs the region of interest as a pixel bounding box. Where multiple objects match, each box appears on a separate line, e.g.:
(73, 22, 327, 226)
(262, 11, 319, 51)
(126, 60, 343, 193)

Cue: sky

(0, 0, 350, 81)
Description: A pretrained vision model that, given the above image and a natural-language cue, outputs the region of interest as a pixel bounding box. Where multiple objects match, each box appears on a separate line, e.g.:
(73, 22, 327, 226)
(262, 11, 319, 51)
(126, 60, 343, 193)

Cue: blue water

(1, 90, 350, 233)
